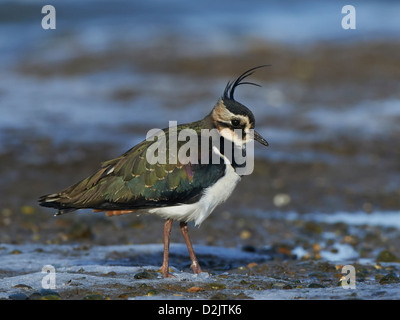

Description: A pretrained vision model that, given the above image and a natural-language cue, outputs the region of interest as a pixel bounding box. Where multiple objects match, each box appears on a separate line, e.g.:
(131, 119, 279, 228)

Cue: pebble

(21, 205, 35, 215)
(39, 289, 60, 297)
(210, 293, 228, 300)
(240, 230, 251, 240)
(187, 286, 203, 293)
(273, 193, 291, 207)
(8, 289, 63, 300)
(134, 271, 157, 279)
(308, 283, 326, 288)
(377, 250, 400, 262)
(146, 290, 159, 296)
(379, 272, 399, 285)
(272, 282, 286, 289)
(13, 284, 32, 290)
(118, 293, 131, 299)
(207, 283, 226, 290)
(9, 293, 29, 300)
(84, 294, 106, 300)
(28, 292, 43, 300)
(41, 295, 62, 300)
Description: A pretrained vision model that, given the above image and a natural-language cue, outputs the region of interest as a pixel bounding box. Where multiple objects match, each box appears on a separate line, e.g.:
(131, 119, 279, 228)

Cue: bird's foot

(160, 266, 175, 278)
(191, 261, 202, 274)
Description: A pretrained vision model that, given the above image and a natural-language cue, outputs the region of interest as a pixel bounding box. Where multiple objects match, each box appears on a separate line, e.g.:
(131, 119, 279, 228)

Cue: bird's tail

(38, 193, 77, 216)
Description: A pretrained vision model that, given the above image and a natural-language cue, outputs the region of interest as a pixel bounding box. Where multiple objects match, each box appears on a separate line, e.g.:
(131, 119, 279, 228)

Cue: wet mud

(1, 2, 400, 300)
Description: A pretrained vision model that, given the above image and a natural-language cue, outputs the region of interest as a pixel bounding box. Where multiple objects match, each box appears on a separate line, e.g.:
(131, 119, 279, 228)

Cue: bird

(39, 65, 269, 278)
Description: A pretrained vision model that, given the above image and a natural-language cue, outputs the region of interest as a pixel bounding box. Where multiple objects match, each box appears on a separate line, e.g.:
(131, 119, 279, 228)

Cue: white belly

(147, 147, 241, 226)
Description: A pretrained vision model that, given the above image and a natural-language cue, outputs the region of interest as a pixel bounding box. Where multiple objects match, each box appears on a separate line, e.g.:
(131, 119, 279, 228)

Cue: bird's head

(211, 66, 269, 148)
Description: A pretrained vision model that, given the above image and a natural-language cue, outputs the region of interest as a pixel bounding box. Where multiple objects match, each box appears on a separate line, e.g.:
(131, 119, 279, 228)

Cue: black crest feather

(223, 65, 270, 101)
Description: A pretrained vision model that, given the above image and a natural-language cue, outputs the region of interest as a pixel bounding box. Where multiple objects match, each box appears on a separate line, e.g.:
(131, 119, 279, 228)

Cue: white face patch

(219, 127, 245, 148)
(211, 99, 255, 147)
(216, 118, 253, 148)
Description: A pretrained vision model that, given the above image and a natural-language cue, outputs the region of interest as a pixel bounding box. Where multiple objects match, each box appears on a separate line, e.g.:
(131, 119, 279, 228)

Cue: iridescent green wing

(61, 123, 225, 210)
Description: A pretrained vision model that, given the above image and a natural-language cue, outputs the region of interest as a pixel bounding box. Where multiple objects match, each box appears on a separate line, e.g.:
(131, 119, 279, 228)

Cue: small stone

(283, 284, 293, 290)
(9, 293, 29, 300)
(13, 284, 32, 290)
(273, 193, 291, 207)
(309, 271, 327, 279)
(188, 286, 203, 293)
(272, 282, 286, 289)
(377, 250, 400, 263)
(312, 243, 321, 252)
(28, 292, 42, 300)
(235, 292, 253, 299)
(277, 246, 292, 255)
(240, 230, 251, 240)
(242, 245, 256, 252)
(304, 222, 322, 234)
(210, 293, 228, 300)
(308, 283, 326, 288)
(39, 289, 60, 297)
(248, 283, 264, 290)
(379, 272, 400, 285)
(375, 263, 382, 270)
(84, 294, 105, 300)
(146, 290, 159, 296)
(21, 205, 35, 215)
(207, 283, 226, 290)
(41, 295, 62, 300)
(134, 271, 156, 279)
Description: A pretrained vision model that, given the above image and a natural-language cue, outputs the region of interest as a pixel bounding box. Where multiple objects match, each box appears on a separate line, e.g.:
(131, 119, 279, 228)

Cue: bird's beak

(254, 130, 269, 147)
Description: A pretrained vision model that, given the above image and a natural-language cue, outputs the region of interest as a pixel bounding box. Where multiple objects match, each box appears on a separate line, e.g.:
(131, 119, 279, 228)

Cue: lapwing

(39, 66, 269, 278)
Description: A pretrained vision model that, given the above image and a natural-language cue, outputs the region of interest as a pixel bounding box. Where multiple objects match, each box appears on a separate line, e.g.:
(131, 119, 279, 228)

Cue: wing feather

(39, 122, 226, 213)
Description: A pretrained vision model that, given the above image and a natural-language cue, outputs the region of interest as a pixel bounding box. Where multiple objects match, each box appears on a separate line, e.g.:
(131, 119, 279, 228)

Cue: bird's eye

(231, 119, 240, 127)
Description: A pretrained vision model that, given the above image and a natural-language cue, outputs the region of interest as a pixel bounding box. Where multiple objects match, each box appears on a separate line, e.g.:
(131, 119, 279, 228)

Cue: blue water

(1, 0, 399, 64)
(0, 0, 399, 157)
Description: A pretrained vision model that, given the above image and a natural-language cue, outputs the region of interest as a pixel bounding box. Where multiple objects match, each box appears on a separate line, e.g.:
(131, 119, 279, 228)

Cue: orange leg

(160, 219, 174, 278)
(180, 222, 202, 274)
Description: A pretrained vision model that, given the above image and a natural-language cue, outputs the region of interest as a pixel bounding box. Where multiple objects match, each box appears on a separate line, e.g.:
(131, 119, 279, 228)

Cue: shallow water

(2, 242, 400, 300)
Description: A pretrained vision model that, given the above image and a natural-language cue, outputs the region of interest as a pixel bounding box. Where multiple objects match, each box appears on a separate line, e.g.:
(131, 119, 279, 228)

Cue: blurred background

(0, 0, 399, 263)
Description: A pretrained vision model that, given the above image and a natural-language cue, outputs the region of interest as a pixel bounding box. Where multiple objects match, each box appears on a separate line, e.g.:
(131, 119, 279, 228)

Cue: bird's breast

(146, 147, 241, 226)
